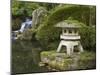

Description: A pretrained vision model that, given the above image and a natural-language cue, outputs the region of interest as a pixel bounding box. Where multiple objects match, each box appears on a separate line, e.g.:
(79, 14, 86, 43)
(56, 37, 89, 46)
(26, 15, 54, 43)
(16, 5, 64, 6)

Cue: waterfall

(19, 19, 32, 33)
(12, 7, 47, 40)
(19, 23, 26, 33)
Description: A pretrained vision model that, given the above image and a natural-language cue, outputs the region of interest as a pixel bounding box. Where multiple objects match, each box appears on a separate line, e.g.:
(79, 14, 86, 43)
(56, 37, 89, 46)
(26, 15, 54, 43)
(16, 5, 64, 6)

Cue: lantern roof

(55, 20, 85, 28)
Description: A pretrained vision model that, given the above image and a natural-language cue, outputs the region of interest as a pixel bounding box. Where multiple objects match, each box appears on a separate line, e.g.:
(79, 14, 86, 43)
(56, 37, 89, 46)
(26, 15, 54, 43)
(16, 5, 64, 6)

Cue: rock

(40, 51, 73, 70)
(40, 51, 96, 71)
(39, 62, 46, 67)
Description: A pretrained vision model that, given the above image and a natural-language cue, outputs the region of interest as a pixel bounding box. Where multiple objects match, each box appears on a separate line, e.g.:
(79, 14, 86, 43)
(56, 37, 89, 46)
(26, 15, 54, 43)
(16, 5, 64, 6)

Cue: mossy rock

(40, 51, 73, 70)
(41, 51, 71, 61)
(40, 51, 96, 71)
(21, 29, 33, 40)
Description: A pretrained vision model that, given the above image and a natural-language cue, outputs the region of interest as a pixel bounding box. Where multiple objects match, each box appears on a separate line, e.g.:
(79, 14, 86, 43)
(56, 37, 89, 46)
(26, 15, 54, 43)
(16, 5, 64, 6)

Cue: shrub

(36, 5, 92, 50)
(79, 26, 96, 51)
(12, 0, 40, 16)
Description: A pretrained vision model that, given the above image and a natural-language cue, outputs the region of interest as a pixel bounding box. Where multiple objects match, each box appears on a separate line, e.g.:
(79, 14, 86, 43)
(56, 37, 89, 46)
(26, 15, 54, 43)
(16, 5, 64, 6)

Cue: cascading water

(12, 7, 47, 40)
(19, 18, 32, 33)
(12, 7, 50, 74)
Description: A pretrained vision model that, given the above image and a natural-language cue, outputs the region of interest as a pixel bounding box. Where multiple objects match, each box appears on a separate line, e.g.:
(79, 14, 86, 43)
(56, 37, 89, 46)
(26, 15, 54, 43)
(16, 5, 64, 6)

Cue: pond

(11, 39, 96, 74)
(12, 40, 54, 74)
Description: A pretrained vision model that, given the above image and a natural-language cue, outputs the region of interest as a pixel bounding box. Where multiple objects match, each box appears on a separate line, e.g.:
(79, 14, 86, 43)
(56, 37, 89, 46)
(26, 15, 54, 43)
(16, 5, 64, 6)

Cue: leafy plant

(79, 26, 96, 51)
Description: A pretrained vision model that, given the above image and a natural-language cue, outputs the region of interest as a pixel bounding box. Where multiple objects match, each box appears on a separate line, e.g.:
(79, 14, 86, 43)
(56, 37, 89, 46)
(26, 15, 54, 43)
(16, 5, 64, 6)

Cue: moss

(47, 58, 73, 70)
(41, 51, 55, 56)
(40, 51, 96, 70)
(41, 51, 71, 60)
(80, 51, 96, 60)
(40, 51, 74, 70)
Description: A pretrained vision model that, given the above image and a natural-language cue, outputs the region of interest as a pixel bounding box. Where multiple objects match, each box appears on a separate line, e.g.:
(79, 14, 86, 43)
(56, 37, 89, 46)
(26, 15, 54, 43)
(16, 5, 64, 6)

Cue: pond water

(11, 39, 96, 74)
(12, 40, 54, 74)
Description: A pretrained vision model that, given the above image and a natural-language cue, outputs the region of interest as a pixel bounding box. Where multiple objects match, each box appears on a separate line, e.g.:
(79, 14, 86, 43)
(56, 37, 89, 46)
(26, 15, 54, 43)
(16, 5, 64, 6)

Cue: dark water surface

(12, 40, 52, 74)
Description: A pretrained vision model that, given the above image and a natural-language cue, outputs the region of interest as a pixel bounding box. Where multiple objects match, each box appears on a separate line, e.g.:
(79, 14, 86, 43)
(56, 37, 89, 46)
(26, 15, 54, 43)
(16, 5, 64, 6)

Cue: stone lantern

(55, 20, 83, 56)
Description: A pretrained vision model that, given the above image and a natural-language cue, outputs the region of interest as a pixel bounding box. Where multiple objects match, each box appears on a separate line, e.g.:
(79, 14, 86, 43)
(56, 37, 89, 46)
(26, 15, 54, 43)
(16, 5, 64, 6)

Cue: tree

(12, 0, 40, 17)
(35, 5, 96, 50)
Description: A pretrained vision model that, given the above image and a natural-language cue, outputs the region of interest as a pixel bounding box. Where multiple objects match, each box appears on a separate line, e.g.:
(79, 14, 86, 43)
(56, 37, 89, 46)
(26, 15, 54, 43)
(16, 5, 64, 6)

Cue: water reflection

(12, 40, 51, 74)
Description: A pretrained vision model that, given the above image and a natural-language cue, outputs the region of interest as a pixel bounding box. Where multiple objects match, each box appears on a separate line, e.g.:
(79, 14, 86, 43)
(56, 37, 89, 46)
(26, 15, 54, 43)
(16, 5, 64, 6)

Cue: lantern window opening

(64, 29, 67, 33)
(68, 29, 72, 34)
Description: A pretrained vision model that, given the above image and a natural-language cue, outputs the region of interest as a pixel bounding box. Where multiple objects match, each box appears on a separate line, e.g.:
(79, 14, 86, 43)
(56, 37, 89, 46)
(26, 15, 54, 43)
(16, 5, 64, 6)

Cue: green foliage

(41, 51, 96, 70)
(46, 5, 94, 26)
(63, 19, 86, 26)
(41, 51, 73, 70)
(42, 5, 96, 27)
(12, 1, 96, 73)
(79, 26, 96, 51)
(36, 20, 85, 50)
(12, 1, 96, 51)
(41, 51, 71, 59)
(36, 5, 96, 50)
(38, 3, 58, 11)
(11, 0, 40, 30)
(80, 51, 96, 60)
(12, 0, 39, 16)
(47, 5, 79, 25)
(12, 0, 58, 17)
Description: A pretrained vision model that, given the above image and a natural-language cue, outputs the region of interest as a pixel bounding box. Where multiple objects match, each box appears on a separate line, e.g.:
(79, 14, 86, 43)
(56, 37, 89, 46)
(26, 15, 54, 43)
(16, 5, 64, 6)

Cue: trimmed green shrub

(36, 5, 95, 50)
(79, 26, 96, 51)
